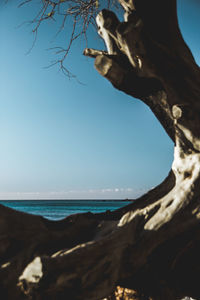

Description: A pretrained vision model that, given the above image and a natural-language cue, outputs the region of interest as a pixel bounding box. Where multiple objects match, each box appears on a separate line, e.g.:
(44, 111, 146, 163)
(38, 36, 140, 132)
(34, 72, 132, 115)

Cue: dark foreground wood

(0, 174, 199, 300)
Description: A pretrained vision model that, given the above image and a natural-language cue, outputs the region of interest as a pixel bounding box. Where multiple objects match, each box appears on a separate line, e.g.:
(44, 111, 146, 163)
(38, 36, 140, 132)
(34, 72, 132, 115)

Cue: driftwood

(1, 0, 200, 299)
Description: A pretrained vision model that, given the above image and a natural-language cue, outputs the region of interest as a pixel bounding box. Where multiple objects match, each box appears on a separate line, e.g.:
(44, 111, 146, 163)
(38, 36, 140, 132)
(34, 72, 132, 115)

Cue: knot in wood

(172, 105, 182, 120)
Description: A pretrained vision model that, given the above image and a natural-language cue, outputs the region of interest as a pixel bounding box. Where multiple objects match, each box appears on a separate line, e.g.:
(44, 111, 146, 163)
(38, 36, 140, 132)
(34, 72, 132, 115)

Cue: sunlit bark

(1, 1, 200, 299)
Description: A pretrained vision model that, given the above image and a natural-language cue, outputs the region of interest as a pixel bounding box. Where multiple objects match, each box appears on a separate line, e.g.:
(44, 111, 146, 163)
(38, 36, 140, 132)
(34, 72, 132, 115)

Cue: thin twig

(16, 0, 116, 77)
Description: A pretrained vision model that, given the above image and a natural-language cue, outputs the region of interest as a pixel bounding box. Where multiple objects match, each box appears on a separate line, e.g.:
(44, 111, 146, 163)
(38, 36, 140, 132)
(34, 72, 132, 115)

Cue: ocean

(0, 200, 132, 220)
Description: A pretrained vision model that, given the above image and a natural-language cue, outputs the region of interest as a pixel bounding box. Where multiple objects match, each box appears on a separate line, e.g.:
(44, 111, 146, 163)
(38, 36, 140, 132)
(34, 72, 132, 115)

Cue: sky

(0, 0, 199, 200)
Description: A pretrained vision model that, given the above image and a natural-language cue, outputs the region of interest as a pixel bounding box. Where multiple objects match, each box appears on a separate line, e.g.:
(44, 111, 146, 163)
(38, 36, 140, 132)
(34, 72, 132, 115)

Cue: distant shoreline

(0, 199, 133, 202)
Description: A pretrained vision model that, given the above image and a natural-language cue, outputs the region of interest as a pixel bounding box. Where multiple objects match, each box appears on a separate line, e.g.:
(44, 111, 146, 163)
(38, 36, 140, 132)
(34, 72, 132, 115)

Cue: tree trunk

(1, 0, 200, 299)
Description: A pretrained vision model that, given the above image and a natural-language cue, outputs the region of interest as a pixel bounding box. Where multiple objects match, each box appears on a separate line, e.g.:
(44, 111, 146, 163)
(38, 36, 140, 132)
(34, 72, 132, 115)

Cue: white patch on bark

(118, 0, 135, 13)
(178, 124, 200, 152)
(144, 142, 200, 231)
(181, 298, 196, 300)
(19, 257, 43, 283)
(118, 138, 200, 231)
(1, 262, 10, 269)
(96, 12, 115, 54)
(52, 241, 94, 258)
(118, 211, 137, 227)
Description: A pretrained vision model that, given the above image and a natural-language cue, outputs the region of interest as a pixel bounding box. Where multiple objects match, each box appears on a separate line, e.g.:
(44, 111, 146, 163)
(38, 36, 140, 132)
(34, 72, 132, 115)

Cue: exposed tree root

(1, 1, 200, 299)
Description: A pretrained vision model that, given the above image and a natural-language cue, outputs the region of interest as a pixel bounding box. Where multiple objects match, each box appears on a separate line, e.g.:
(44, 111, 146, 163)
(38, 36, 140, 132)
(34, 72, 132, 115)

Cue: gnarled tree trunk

(1, 0, 200, 299)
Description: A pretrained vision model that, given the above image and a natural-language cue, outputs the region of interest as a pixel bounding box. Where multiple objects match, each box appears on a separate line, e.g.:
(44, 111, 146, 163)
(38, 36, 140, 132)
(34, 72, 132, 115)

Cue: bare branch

(13, 0, 119, 77)
(83, 48, 108, 58)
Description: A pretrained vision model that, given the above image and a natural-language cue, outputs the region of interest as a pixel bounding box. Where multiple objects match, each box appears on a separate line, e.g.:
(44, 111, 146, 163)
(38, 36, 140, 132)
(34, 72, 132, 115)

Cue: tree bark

(1, 0, 200, 299)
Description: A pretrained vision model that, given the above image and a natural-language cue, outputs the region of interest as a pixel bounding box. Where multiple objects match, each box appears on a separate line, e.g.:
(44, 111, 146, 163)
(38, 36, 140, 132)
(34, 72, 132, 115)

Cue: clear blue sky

(0, 0, 199, 200)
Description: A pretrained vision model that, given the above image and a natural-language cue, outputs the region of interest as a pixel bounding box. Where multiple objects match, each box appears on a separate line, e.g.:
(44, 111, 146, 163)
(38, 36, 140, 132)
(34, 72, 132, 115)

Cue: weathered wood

(2, 0, 200, 299)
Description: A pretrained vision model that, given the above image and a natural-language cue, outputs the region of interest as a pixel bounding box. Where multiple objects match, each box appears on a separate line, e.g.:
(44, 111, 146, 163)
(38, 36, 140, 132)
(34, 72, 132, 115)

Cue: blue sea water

(0, 200, 132, 220)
